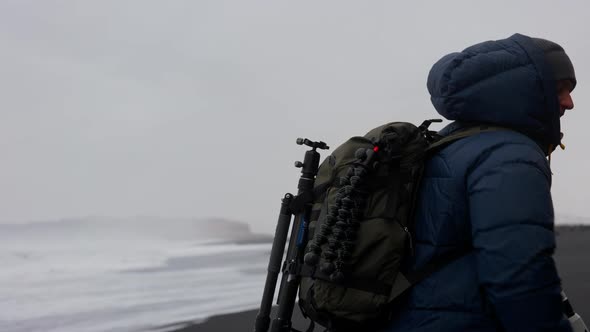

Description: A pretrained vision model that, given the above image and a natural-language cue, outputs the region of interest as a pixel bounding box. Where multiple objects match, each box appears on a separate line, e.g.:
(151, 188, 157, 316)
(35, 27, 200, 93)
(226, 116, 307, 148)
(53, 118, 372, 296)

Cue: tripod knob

(294, 161, 304, 168)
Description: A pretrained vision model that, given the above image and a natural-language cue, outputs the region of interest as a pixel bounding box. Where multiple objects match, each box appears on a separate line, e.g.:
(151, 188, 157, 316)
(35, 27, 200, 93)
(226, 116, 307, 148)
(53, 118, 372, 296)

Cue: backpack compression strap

(298, 263, 393, 296)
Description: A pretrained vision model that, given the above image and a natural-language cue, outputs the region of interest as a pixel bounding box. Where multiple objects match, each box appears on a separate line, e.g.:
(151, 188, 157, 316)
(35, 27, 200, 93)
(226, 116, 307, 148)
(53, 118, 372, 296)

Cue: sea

(0, 217, 273, 332)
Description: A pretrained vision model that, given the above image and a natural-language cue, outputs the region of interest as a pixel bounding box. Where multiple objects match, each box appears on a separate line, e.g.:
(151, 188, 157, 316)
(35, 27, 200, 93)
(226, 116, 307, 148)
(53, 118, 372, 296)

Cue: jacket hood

(427, 33, 562, 148)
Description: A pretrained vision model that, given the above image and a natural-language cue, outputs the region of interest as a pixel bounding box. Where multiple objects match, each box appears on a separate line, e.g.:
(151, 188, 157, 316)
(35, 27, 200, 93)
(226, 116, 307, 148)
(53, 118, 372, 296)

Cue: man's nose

(560, 92, 575, 110)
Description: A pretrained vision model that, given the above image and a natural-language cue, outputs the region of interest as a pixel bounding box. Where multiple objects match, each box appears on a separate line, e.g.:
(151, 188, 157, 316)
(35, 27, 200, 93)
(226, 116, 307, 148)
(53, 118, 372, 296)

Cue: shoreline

(166, 226, 590, 332)
(164, 307, 309, 332)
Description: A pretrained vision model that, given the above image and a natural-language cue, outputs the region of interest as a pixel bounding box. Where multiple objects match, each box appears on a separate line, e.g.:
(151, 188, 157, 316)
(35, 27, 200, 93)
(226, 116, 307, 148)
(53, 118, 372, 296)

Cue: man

(385, 34, 576, 331)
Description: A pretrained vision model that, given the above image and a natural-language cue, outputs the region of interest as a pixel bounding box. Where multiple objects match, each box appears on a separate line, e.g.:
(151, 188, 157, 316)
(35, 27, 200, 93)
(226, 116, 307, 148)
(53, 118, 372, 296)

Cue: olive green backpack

(296, 121, 500, 331)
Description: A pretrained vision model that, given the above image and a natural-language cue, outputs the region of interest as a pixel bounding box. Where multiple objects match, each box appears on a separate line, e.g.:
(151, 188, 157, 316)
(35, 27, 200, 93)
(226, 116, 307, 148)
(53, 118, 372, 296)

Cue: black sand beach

(169, 226, 590, 332)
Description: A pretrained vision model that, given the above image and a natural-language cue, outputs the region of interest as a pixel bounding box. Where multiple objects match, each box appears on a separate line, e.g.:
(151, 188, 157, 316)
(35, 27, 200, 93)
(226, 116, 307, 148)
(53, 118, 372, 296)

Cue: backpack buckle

(419, 119, 443, 143)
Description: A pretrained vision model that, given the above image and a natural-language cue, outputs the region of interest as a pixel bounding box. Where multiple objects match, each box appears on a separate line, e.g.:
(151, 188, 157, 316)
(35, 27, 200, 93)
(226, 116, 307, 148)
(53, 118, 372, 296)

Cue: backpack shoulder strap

(388, 248, 472, 301)
(398, 125, 511, 289)
(427, 125, 509, 153)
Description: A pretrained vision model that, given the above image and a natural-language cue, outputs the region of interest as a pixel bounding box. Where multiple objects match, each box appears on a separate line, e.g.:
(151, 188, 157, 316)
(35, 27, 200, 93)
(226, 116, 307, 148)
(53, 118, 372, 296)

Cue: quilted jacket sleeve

(467, 141, 571, 332)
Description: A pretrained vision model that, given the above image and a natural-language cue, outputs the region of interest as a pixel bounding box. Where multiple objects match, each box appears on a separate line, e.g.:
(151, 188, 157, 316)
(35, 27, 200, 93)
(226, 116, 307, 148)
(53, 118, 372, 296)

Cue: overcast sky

(1, 1, 589, 232)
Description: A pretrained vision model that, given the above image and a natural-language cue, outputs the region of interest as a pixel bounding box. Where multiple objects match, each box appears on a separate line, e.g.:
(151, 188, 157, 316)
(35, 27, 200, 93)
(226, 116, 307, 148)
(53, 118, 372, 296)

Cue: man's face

(557, 80, 575, 117)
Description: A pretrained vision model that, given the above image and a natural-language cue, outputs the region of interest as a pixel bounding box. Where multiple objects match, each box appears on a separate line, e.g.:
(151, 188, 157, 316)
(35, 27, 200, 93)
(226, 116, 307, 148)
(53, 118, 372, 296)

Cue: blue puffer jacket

(384, 34, 572, 331)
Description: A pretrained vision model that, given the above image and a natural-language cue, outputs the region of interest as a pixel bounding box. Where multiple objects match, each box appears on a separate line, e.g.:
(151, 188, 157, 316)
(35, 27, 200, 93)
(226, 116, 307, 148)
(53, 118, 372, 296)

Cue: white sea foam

(0, 219, 272, 332)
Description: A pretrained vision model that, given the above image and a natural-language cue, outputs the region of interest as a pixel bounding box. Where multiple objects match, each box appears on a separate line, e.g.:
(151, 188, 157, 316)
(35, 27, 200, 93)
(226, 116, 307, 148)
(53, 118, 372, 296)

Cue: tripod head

(294, 138, 329, 176)
(293, 138, 329, 199)
(296, 138, 329, 151)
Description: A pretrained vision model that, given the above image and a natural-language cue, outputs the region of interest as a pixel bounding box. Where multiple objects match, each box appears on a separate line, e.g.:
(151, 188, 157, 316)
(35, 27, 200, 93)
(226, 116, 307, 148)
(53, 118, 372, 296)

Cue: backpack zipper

(403, 226, 414, 256)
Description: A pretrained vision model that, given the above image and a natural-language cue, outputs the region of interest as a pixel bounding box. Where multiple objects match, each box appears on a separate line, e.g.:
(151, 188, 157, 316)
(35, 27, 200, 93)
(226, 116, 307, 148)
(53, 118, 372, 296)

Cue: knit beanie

(531, 38, 576, 90)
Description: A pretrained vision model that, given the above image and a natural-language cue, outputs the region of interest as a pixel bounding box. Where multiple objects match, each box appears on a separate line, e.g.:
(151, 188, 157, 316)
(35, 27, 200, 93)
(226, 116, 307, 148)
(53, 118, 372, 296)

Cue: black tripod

(254, 138, 329, 332)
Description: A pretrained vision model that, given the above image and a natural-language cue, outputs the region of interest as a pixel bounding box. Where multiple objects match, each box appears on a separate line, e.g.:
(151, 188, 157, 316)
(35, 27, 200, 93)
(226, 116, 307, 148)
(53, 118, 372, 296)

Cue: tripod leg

(271, 210, 312, 332)
(254, 194, 294, 332)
